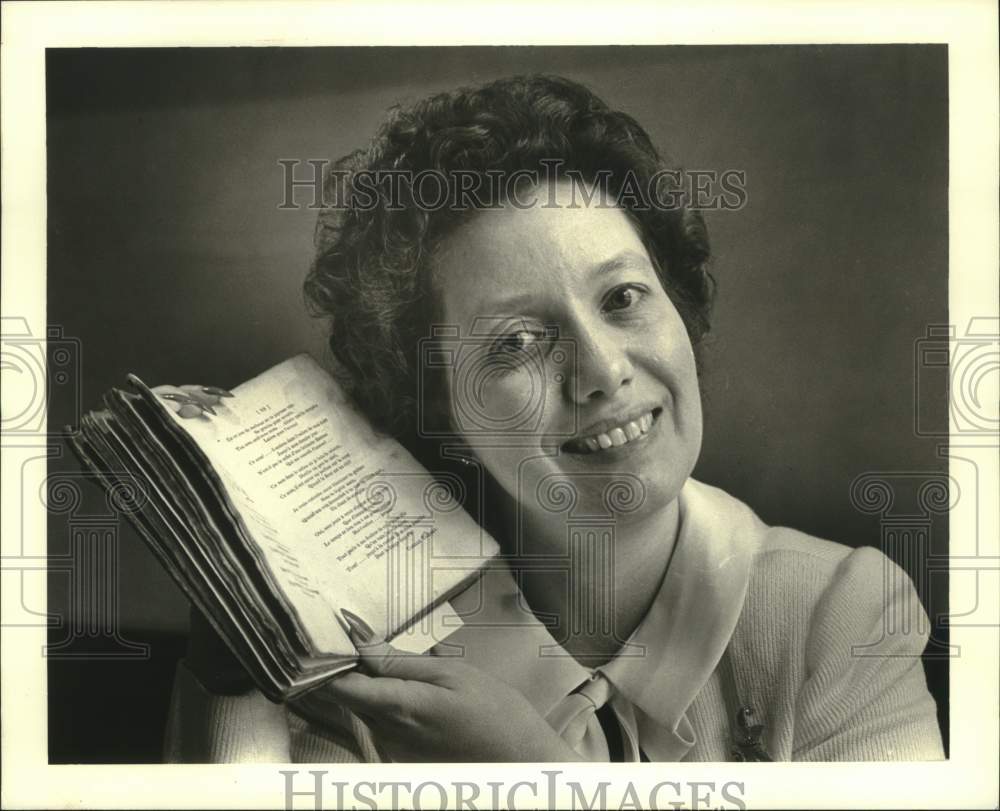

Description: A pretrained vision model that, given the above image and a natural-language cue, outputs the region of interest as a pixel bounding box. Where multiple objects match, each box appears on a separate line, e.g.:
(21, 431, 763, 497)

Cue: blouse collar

(432, 477, 759, 760)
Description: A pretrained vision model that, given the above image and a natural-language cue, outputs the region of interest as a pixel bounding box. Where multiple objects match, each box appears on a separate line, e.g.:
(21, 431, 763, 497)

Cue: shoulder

(750, 523, 884, 609)
(696, 484, 943, 759)
(683, 479, 908, 629)
(680, 479, 923, 652)
(740, 516, 930, 668)
(746, 525, 942, 760)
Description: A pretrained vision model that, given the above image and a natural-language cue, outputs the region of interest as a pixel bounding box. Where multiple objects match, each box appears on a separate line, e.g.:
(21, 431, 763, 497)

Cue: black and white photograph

(2, 2, 997, 809)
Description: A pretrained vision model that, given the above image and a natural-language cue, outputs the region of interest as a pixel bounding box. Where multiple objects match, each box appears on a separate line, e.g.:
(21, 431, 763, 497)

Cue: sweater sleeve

(793, 546, 944, 761)
(163, 660, 292, 763)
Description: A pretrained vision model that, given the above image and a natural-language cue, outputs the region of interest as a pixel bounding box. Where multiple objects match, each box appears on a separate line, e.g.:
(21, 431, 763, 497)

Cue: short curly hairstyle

(305, 74, 715, 442)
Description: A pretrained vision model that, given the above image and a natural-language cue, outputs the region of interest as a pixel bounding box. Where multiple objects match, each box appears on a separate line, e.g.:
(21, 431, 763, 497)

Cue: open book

(68, 354, 499, 701)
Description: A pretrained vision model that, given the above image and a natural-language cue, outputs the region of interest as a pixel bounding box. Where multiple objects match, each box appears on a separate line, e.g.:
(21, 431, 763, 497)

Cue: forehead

(431, 182, 649, 321)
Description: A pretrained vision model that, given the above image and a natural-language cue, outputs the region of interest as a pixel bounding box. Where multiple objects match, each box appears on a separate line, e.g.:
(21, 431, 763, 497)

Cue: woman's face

(430, 180, 703, 526)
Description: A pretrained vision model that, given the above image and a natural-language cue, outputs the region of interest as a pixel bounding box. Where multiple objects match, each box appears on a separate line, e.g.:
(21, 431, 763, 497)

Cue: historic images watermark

(398, 314, 1000, 659)
(848, 317, 1000, 657)
(9, 312, 994, 666)
(349, 317, 649, 655)
(280, 769, 748, 810)
(277, 158, 749, 213)
(1, 316, 150, 659)
(412, 321, 649, 655)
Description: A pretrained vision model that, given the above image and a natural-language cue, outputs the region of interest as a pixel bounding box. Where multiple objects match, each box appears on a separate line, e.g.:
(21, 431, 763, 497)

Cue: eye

(603, 284, 646, 312)
(491, 329, 542, 356)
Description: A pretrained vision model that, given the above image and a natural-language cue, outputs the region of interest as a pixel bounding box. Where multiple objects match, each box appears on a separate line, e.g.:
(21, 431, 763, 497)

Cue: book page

(159, 354, 497, 647)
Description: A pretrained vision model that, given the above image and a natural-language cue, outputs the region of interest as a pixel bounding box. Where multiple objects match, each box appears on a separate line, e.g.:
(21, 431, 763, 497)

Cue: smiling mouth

(561, 407, 663, 454)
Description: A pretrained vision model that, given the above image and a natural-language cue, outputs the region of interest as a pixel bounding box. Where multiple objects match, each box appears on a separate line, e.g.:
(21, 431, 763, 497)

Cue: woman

(159, 74, 943, 762)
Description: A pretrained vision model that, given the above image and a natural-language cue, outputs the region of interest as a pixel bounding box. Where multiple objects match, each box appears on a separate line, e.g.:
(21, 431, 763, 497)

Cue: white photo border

(2, 1, 997, 809)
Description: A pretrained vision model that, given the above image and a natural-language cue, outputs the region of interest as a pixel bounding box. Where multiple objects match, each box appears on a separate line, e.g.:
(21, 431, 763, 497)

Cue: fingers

(179, 384, 233, 408)
(323, 611, 462, 734)
(151, 384, 234, 418)
(322, 670, 411, 718)
(152, 385, 206, 417)
(340, 609, 449, 684)
(357, 640, 451, 683)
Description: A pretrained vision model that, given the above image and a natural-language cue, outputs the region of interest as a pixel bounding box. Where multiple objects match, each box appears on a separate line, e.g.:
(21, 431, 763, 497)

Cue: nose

(564, 319, 634, 403)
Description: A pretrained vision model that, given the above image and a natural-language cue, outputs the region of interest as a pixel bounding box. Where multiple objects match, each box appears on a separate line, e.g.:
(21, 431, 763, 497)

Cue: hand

(151, 384, 233, 417)
(324, 613, 582, 763)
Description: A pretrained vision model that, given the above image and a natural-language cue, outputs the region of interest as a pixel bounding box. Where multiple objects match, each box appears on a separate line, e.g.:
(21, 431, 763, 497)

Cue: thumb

(340, 610, 447, 684)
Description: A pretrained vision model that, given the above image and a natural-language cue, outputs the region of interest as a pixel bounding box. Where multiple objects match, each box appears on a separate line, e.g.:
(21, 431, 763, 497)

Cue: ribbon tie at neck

(546, 672, 629, 761)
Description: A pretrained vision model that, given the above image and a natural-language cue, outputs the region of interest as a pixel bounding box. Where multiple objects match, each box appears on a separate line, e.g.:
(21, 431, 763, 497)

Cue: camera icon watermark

(3, 456, 151, 660)
(1, 317, 82, 438)
(848, 462, 1000, 658)
(914, 317, 999, 437)
(417, 319, 578, 438)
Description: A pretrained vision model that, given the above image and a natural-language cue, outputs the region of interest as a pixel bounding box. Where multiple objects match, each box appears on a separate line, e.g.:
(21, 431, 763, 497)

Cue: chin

(546, 443, 695, 523)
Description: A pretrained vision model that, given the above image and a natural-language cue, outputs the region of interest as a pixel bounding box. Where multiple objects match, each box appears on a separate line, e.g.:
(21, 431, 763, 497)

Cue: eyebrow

(591, 249, 655, 278)
(473, 250, 655, 315)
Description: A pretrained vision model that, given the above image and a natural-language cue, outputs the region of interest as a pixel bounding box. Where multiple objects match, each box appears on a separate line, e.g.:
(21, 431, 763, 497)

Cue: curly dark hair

(304, 74, 715, 442)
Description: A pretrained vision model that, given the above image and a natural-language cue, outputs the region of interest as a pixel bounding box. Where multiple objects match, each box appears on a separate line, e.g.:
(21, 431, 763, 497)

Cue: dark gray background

(46, 46, 949, 761)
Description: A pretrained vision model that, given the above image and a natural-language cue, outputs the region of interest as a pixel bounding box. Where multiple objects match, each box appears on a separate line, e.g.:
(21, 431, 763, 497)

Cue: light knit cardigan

(164, 480, 944, 762)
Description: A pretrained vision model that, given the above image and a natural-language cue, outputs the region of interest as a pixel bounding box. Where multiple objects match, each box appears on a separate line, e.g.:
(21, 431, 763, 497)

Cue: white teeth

(572, 410, 657, 453)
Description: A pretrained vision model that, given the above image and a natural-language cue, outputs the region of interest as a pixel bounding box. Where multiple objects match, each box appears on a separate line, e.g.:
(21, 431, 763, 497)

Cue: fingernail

(202, 386, 235, 398)
(340, 609, 375, 644)
(334, 611, 351, 637)
(159, 393, 215, 416)
(159, 393, 199, 405)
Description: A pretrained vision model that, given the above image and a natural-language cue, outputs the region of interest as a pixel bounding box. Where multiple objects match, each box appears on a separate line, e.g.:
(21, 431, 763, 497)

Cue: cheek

(450, 365, 553, 437)
(648, 299, 699, 378)
(634, 307, 703, 439)
(450, 372, 560, 494)
(630, 305, 690, 369)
